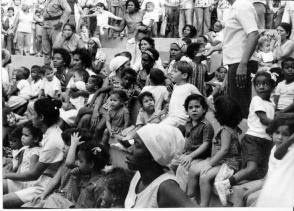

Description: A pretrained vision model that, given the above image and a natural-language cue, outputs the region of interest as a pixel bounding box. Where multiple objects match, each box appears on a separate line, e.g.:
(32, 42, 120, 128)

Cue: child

(82, 2, 122, 36)
(79, 24, 90, 47)
(141, 2, 159, 36)
(256, 37, 274, 70)
(273, 57, 294, 111)
(136, 91, 163, 128)
(188, 96, 242, 206)
(4, 121, 42, 194)
(63, 69, 89, 111)
(176, 94, 214, 193)
(74, 75, 104, 127)
(207, 66, 227, 102)
(141, 68, 169, 111)
(99, 167, 133, 208)
(257, 119, 294, 206)
(161, 61, 201, 127)
(38, 65, 61, 99)
(7, 68, 31, 111)
(3, 7, 15, 54)
(215, 71, 276, 206)
(33, 9, 43, 57)
(29, 65, 44, 100)
(102, 90, 130, 146)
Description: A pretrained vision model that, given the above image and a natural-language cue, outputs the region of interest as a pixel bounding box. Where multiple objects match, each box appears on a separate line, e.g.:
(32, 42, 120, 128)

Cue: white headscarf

(109, 56, 129, 74)
(136, 124, 185, 167)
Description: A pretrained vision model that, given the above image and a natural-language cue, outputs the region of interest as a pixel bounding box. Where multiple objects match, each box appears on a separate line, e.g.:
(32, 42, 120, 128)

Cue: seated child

(256, 37, 274, 70)
(215, 71, 276, 205)
(141, 2, 159, 36)
(63, 69, 89, 111)
(102, 90, 130, 146)
(98, 167, 133, 208)
(175, 94, 214, 192)
(4, 121, 42, 194)
(141, 68, 169, 111)
(38, 65, 61, 99)
(161, 61, 201, 127)
(188, 96, 243, 206)
(273, 57, 294, 111)
(207, 66, 227, 102)
(136, 91, 163, 129)
(7, 68, 31, 112)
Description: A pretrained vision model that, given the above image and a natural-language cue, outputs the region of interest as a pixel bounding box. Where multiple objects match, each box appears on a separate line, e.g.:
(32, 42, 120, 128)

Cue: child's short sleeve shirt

(275, 80, 294, 110)
(17, 79, 31, 100)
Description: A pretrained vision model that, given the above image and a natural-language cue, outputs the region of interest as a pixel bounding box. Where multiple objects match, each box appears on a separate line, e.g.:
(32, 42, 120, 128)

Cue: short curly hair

(182, 25, 197, 38)
(72, 48, 92, 68)
(53, 48, 72, 68)
(214, 96, 242, 128)
(126, 0, 140, 12)
(266, 117, 294, 135)
(184, 94, 208, 113)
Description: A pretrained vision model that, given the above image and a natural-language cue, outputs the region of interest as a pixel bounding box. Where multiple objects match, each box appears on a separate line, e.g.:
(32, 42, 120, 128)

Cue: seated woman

(53, 23, 85, 54)
(124, 124, 194, 208)
(87, 37, 107, 75)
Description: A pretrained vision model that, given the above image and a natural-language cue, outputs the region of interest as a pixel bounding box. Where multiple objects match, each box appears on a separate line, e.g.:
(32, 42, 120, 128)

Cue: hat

(137, 124, 185, 167)
(109, 56, 129, 73)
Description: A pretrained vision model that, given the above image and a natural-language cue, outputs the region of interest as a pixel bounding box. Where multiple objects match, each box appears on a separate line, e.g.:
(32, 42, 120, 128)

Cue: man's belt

(44, 15, 62, 21)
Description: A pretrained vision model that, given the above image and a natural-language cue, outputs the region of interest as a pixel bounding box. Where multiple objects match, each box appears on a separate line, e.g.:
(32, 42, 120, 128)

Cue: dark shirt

(184, 117, 214, 159)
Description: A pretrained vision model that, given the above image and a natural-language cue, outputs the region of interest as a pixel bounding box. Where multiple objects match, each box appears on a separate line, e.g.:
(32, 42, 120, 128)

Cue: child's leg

(199, 166, 221, 207)
(186, 159, 207, 197)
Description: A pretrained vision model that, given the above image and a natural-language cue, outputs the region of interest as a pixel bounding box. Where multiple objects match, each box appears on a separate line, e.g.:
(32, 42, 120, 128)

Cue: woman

(132, 37, 164, 72)
(181, 24, 197, 39)
(273, 22, 294, 64)
(52, 48, 72, 92)
(137, 47, 160, 88)
(53, 23, 85, 53)
(3, 98, 64, 208)
(193, 0, 214, 36)
(88, 37, 107, 75)
(125, 124, 194, 208)
(71, 48, 95, 76)
(108, 0, 145, 64)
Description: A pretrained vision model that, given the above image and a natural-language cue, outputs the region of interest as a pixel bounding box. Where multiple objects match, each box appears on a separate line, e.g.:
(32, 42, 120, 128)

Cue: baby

(257, 36, 274, 70)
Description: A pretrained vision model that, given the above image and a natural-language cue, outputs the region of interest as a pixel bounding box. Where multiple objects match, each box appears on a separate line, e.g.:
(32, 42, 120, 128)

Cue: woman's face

(31, 108, 42, 128)
(53, 53, 65, 68)
(277, 26, 288, 41)
(63, 25, 74, 39)
(127, 1, 136, 13)
(140, 40, 151, 52)
(141, 53, 154, 69)
(126, 134, 153, 170)
(183, 26, 191, 38)
(72, 54, 82, 67)
(170, 44, 181, 61)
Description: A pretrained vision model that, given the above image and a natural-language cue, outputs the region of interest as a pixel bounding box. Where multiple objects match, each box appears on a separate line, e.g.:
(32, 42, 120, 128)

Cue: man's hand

(236, 62, 247, 88)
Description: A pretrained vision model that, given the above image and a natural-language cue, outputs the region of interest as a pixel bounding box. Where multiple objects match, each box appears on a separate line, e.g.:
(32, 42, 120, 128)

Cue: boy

(161, 61, 201, 127)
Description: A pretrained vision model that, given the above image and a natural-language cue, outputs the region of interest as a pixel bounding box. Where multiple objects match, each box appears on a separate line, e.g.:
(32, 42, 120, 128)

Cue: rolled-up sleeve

(236, 4, 258, 35)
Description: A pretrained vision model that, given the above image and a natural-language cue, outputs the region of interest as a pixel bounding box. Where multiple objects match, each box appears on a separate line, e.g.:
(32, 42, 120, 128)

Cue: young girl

(215, 71, 276, 206)
(4, 121, 42, 194)
(99, 167, 133, 208)
(7, 68, 31, 111)
(38, 65, 61, 99)
(274, 57, 294, 111)
(82, 2, 122, 36)
(79, 24, 90, 47)
(141, 68, 169, 111)
(176, 94, 214, 193)
(188, 96, 243, 206)
(256, 37, 274, 70)
(136, 91, 163, 129)
(257, 119, 294, 206)
(102, 90, 130, 146)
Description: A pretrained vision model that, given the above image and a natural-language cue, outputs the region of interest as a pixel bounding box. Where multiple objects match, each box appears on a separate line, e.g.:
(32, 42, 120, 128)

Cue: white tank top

(124, 171, 178, 208)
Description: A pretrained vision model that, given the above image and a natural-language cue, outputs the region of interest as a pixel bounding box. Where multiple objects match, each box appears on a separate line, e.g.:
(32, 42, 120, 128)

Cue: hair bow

(92, 147, 102, 155)
(250, 70, 278, 82)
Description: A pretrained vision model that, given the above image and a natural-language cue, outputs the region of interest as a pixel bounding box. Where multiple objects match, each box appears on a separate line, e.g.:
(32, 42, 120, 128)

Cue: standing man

(205, 0, 259, 118)
(42, 0, 71, 65)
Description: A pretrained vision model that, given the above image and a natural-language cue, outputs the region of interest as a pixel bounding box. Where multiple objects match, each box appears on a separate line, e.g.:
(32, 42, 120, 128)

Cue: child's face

(9, 137, 22, 150)
(216, 68, 227, 82)
(146, 2, 154, 12)
(254, 75, 272, 100)
(121, 73, 133, 88)
(187, 99, 206, 121)
(142, 96, 155, 111)
(7, 10, 14, 17)
(21, 4, 29, 12)
(21, 127, 35, 146)
(77, 150, 92, 174)
(31, 68, 40, 80)
(35, 11, 41, 17)
(171, 67, 186, 84)
(283, 60, 294, 83)
(45, 69, 54, 81)
(272, 125, 292, 146)
(86, 77, 97, 92)
(72, 71, 84, 82)
(14, 0, 21, 6)
(81, 26, 88, 34)
(170, 44, 181, 61)
(260, 41, 271, 53)
(140, 40, 151, 52)
(213, 22, 222, 32)
(96, 6, 103, 12)
(109, 94, 122, 109)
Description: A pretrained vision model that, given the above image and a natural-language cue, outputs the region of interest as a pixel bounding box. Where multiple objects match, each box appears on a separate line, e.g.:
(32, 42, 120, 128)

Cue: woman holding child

(3, 98, 64, 208)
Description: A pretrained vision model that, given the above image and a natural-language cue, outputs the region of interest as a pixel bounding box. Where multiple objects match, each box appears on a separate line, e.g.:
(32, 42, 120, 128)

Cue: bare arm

(256, 111, 272, 126)
(28, 155, 39, 171)
(108, 18, 126, 32)
(274, 133, 294, 160)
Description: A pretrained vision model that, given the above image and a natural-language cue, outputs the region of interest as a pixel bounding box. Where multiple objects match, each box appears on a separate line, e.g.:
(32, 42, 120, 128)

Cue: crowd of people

(2, 0, 294, 209)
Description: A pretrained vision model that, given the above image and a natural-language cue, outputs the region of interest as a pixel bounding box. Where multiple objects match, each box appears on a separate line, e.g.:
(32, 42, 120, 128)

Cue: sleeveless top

(124, 171, 178, 208)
